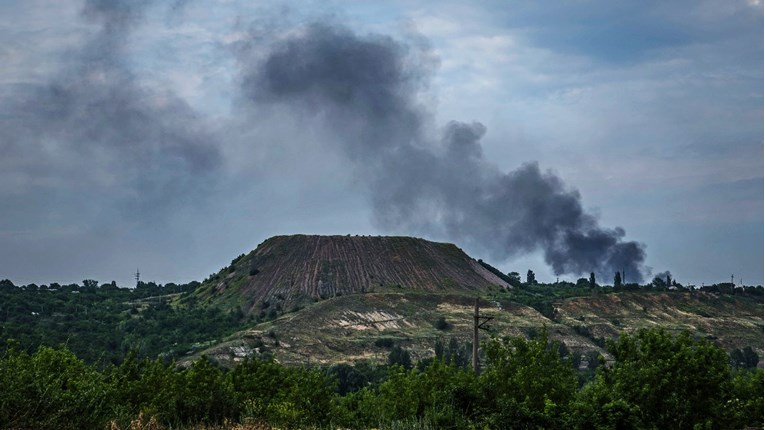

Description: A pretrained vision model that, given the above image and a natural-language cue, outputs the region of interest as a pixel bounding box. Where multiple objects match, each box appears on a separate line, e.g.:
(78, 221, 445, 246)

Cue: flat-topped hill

(193, 235, 510, 314)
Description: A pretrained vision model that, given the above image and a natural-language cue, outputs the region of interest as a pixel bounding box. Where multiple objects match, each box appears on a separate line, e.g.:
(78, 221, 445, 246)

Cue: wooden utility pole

(472, 297, 493, 375)
(472, 299, 479, 373)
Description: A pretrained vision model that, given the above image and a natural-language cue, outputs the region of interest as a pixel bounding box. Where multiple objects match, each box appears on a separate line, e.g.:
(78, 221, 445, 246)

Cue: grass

(110, 414, 271, 430)
(190, 287, 762, 369)
(110, 413, 438, 430)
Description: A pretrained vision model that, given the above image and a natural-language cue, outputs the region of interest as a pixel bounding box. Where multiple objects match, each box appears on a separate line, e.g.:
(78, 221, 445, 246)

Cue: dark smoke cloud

(240, 22, 647, 282)
(0, 0, 221, 218)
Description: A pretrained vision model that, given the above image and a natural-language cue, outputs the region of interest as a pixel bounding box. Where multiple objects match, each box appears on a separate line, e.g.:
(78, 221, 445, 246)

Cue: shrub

(374, 338, 395, 348)
(433, 316, 451, 330)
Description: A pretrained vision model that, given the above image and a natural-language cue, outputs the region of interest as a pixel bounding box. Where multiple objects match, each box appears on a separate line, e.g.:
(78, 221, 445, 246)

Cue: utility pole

(472, 297, 494, 375)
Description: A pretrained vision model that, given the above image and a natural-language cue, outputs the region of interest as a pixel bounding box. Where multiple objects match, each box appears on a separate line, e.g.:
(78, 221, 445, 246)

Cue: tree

(371, 360, 478, 428)
(728, 368, 764, 428)
(434, 337, 471, 369)
(575, 328, 734, 429)
(229, 358, 335, 428)
(0, 343, 110, 430)
(589, 272, 596, 288)
(478, 328, 578, 428)
(730, 346, 759, 369)
(613, 271, 622, 288)
(388, 346, 412, 370)
(526, 270, 536, 285)
(507, 272, 522, 287)
(177, 357, 237, 424)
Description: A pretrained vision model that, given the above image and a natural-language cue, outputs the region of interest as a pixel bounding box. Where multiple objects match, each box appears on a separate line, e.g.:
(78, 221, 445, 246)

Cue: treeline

(0, 328, 761, 430)
(0, 279, 248, 364)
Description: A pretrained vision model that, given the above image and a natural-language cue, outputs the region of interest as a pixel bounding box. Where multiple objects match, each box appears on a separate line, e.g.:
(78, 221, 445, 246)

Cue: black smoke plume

(240, 22, 647, 282)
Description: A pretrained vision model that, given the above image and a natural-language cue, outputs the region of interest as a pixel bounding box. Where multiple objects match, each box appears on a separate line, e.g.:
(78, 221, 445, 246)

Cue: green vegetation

(487, 279, 763, 323)
(0, 328, 761, 429)
(433, 316, 451, 330)
(0, 264, 762, 429)
(476, 259, 515, 285)
(1, 276, 761, 370)
(0, 280, 248, 365)
(488, 281, 599, 320)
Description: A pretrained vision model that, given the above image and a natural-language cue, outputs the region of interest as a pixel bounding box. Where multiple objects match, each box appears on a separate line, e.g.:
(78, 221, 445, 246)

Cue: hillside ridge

(192, 289, 763, 368)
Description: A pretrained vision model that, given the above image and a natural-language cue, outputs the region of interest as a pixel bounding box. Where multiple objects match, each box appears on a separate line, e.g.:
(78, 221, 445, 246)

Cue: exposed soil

(191, 290, 763, 369)
(195, 235, 509, 313)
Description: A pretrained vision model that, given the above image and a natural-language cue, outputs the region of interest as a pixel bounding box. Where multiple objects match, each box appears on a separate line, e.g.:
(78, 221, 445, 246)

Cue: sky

(0, 0, 762, 288)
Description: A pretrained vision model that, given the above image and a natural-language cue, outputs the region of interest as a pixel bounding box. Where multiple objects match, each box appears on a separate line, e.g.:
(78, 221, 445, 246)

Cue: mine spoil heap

(196, 234, 509, 314)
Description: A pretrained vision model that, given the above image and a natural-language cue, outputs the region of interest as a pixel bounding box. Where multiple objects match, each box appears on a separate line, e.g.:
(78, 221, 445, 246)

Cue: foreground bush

(571, 328, 763, 430)
(1, 327, 762, 429)
(0, 342, 110, 429)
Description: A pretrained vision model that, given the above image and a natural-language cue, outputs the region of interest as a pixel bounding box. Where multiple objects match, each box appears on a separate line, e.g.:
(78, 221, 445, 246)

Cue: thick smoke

(0, 0, 220, 218)
(240, 22, 647, 282)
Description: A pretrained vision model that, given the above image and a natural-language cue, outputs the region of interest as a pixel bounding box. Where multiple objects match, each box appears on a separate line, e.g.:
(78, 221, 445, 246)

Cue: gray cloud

(239, 22, 647, 282)
(1, 1, 759, 287)
(0, 0, 221, 221)
(486, 0, 763, 65)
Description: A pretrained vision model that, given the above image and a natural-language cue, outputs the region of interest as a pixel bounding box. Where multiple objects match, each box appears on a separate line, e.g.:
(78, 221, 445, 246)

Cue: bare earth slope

(190, 291, 762, 368)
(193, 235, 510, 314)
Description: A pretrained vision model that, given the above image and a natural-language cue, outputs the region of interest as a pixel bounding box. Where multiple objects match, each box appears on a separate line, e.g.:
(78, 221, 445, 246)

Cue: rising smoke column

(239, 22, 647, 282)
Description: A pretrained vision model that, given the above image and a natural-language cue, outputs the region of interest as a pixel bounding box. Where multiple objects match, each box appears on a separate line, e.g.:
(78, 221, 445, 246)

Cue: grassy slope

(556, 292, 763, 351)
(189, 289, 763, 368)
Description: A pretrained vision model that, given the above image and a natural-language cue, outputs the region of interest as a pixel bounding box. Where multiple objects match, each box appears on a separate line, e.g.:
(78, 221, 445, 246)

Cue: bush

(433, 316, 451, 330)
(478, 328, 578, 428)
(231, 358, 336, 428)
(0, 344, 111, 430)
(388, 346, 412, 370)
(374, 338, 395, 348)
(1, 328, 760, 430)
(574, 328, 741, 429)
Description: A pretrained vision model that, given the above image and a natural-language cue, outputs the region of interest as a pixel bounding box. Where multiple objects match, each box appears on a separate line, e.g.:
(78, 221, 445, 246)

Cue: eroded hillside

(191, 290, 763, 368)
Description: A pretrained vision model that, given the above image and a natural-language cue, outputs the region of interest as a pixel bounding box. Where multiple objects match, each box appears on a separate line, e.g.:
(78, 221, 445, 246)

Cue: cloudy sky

(1, 0, 762, 287)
